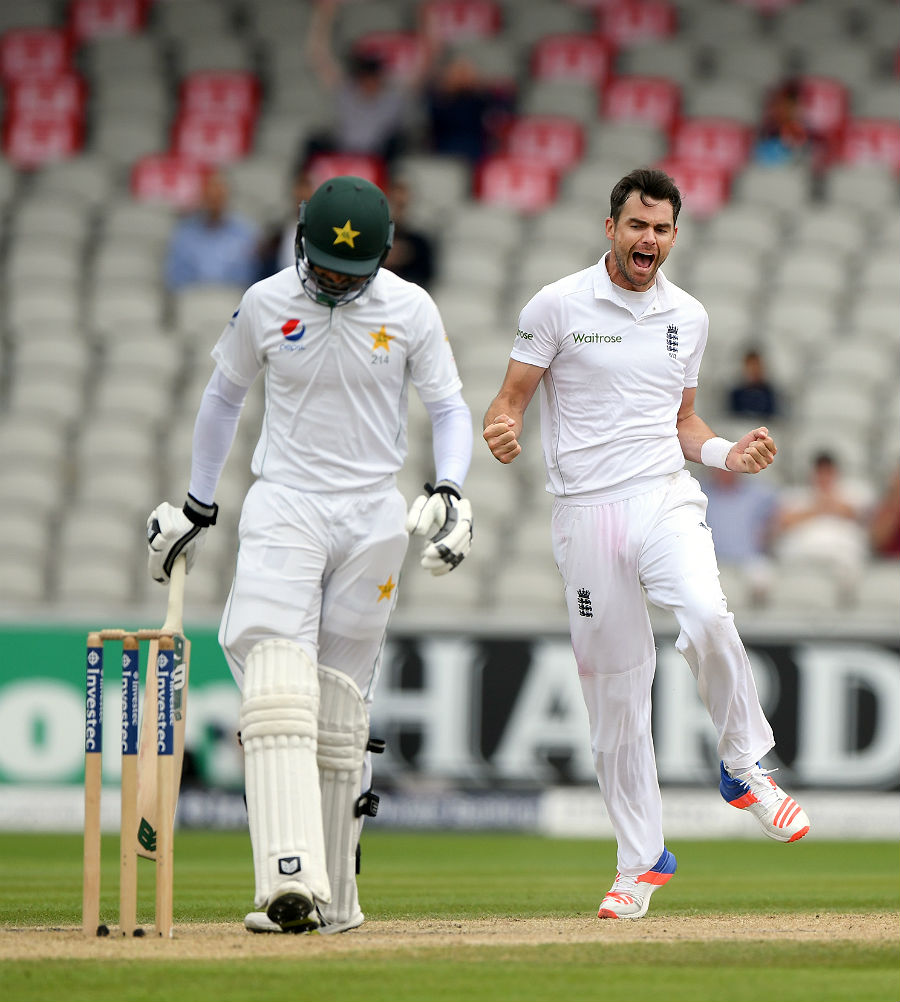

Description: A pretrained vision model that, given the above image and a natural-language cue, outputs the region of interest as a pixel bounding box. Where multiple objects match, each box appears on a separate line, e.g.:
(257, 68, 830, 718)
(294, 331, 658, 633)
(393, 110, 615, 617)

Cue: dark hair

(610, 168, 682, 224)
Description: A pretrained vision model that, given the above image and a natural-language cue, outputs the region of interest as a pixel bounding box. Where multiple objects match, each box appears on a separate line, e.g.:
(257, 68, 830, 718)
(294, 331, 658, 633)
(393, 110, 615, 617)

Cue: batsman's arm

(483, 359, 545, 464)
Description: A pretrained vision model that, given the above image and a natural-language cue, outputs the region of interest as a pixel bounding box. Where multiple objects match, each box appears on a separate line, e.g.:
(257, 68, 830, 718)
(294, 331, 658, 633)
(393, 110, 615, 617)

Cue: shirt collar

(593, 251, 674, 314)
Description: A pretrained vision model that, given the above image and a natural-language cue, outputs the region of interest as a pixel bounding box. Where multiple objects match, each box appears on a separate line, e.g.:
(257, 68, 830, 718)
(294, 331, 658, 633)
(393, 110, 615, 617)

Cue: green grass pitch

(0, 831, 897, 1002)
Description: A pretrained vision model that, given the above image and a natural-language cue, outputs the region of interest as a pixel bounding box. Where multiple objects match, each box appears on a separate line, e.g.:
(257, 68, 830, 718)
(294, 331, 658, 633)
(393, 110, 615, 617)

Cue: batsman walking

(483, 167, 809, 921)
(147, 175, 474, 934)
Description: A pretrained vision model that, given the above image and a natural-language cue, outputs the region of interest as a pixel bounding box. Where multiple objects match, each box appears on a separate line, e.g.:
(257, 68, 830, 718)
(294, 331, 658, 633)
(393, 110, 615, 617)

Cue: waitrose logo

(572, 333, 622, 344)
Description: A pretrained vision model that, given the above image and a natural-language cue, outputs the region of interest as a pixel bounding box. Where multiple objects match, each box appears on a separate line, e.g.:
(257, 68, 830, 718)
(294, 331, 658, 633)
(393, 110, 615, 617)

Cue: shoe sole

(266, 892, 319, 933)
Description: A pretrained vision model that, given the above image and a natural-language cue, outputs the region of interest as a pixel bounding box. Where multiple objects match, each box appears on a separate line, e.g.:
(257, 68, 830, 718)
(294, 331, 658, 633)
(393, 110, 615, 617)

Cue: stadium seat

(681, 77, 764, 126)
(419, 0, 503, 42)
(131, 154, 209, 209)
(0, 555, 47, 603)
(475, 155, 560, 213)
(507, 4, 594, 53)
(855, 562, 900, 615)
(67, 0, 147, 43)
(2, 109, 83, 169)
(837, 119, 900, 167)
(501, 114, 586, 172)
(670, 117, 753, 173)
(0, 27, 71, 81)
(27, 154, 117, 208)
(597, 0, 677, 46)
(0, 1, 57, 32)
(305, 152, 388, 189)
(530, 32, 614, 87)
(332, 0, 413, 49)
(172, 111, 255, 166)
(657, 159, 733, 218)
(763, 565, 843, 614)
(519, 79, 600, 123)
(0, 413, 70, 471)
(602, 75, 681, 133)
(615, 37, 704, 87)
(171, 284, 245, 343)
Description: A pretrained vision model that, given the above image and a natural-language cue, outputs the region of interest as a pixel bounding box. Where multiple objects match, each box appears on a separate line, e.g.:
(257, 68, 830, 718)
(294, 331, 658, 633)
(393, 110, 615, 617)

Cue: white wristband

(700, 437, 736, 470)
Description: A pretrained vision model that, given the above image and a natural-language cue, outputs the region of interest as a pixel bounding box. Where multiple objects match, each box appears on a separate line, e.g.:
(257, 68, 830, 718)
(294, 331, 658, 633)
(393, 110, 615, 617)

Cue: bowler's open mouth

(633, 252, 654, 270)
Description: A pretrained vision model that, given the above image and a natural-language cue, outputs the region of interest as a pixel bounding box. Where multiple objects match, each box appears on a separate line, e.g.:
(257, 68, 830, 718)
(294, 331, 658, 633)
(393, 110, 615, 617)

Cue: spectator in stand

(754, 77, 825, 168)
(770, 451, 872, 599)
(164, 170, 262, 292)
(303, 0, 433, 168)
(423, 48, 515, 167)
(868, 465, 900, 558)
(382, 176, 437, 289)
(726, 349, 782, 422)
(701, 466, 778, 604)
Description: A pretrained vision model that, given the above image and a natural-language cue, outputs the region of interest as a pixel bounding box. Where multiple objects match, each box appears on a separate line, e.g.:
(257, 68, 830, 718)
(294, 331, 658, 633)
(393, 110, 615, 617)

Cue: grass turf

(1, 831, 898, 1002)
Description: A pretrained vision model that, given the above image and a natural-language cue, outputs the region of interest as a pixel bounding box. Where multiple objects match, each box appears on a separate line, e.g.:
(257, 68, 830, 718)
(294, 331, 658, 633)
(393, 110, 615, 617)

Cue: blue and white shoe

(597, 847, 677, 920)
(720, 761, 810, 843)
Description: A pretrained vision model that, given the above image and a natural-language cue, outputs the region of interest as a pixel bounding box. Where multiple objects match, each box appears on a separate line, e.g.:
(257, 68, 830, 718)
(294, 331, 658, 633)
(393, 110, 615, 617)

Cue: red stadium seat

(171, 111, 254, 165)
(180, 71, 260, 120)
(7, 73, 86, 118)
(502, 115, 586, 172)
(0, 28, 71, 82)
(799, 76, 849, 155)
(838, 118, 900, 166)
(475, 155, 559, 212)
(420, 0, 502, 41)
(305, 153, 388, 190)
(596, 0, 676, 45)
(657, 158, 732, 217)
(3, 110, 83, 168)
(353, 32, 427, 81)
(670, 117, 752, 173)
(131, 153, 210, 208)
(67, 0, 147, 43)
(602, 75, 681, 134)
(530, 33, 615, 87)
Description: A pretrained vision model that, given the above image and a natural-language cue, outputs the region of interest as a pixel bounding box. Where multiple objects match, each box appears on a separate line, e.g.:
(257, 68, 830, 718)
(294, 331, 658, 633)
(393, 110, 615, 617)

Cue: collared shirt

(211, 266, 462, 492)
(510, 252, 709, 499)
(165, 212, 261, 291)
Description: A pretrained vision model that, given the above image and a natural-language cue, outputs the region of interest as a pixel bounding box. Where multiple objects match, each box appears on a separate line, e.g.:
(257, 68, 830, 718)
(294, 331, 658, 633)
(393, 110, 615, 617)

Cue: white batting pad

(240, 639, 331, 909)
(317, 665, 369, 928)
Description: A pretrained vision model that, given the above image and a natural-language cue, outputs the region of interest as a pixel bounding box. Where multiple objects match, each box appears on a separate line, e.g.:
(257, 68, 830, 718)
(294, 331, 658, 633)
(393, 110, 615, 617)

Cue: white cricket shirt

(211, 266, 462, 492)
(510, 253, 709, 499)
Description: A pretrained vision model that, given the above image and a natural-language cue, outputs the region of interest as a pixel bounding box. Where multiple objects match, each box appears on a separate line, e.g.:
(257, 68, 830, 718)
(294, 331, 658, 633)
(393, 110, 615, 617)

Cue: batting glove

(147, 494, 218, 583)
(405, 480, 473, 576)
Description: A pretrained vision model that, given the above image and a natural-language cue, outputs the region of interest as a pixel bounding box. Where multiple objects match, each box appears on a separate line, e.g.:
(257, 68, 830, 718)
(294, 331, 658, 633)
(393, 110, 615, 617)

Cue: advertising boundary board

(0, 624, 897, 835)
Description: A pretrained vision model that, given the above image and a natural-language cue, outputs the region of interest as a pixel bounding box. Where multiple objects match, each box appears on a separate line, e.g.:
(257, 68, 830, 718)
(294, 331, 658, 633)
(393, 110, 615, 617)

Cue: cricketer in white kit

(147, 176, 474, 934)
(483, 167, 809, 921)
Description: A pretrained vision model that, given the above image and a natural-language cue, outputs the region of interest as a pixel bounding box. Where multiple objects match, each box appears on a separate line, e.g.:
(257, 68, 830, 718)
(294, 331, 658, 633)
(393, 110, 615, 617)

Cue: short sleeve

(407, 291, 463, 403)
(210, 288, 264, 387)
(509, 285, 561, 368)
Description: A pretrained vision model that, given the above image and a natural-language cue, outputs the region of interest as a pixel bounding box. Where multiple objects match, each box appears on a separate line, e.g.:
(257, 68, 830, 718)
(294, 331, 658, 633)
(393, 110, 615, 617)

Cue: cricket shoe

(245, 905, 363, 935)
(263, 881, 321, 933)
(597, 847, 677, 920)
(719, 762, 810, 843)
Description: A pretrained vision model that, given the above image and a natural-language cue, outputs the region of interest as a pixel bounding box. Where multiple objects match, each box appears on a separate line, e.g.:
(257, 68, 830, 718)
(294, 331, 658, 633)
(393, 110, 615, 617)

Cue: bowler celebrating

(483, 167, 809, 921)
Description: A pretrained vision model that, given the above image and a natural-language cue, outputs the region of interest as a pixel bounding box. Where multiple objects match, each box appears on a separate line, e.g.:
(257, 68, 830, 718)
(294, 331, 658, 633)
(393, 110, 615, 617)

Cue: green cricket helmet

(295, 175, 394, 306)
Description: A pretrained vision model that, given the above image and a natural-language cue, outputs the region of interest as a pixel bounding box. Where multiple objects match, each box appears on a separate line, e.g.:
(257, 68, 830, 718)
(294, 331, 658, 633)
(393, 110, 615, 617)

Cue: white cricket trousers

(219, 478, 409, 702)
(551, 470, 774, 876)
